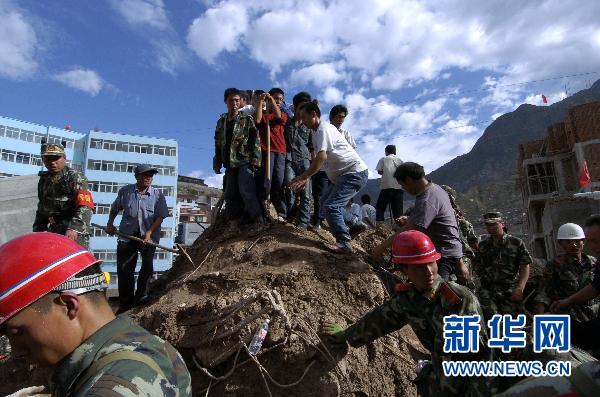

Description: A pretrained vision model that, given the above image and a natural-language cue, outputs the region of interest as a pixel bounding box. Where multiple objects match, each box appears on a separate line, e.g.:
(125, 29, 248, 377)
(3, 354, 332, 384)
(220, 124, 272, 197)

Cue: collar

(51, 316, 131, 396)
(418, 274, 443, 302)
(414, 180, 433, 197)
(135, 184, 153, 196)
(491, 233, 509, 246)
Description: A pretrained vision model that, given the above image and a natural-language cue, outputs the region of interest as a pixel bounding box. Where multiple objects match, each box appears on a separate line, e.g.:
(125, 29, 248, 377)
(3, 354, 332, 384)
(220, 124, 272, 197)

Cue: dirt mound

(0, 223, 426, 396)
(134, 222, 425, 396)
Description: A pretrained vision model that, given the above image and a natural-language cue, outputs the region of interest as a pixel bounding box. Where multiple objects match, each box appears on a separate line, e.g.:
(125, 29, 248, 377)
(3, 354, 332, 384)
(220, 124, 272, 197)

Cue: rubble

(0, 222, 426, 396)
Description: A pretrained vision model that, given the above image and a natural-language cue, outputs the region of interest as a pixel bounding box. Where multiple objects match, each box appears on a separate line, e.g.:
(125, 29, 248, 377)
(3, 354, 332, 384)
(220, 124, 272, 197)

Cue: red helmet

(392, 230, 441, 265)
(0, 232, 101, 325)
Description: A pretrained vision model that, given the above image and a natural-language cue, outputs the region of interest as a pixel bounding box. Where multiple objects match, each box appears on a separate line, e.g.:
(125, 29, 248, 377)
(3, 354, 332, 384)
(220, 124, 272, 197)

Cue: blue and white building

(0, 115, 178, 291)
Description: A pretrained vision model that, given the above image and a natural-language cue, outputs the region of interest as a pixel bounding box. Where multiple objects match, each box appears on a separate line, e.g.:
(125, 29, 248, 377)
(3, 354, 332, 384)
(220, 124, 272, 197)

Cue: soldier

(0, 232, 192, 396)
(323, 230, 489, 397)
(533, 223, 597, 322)
(475, 212, 531, 320)
(33, 141, 94, 248)
(496, 360, 600, 396)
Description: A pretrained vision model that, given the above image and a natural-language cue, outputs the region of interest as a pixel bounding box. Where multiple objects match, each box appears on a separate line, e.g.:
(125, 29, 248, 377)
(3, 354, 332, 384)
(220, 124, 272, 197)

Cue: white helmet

(556, 223, 585, 240)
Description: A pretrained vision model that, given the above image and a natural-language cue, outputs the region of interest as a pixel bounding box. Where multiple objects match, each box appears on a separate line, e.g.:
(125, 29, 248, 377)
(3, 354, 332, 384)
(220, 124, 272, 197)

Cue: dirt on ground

(0, 221, 429, 396)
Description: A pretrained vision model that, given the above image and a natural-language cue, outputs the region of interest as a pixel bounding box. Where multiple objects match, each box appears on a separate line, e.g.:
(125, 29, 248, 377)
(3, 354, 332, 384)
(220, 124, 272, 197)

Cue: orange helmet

(392, 230, 441, 265)
(0, 232, 102, 325)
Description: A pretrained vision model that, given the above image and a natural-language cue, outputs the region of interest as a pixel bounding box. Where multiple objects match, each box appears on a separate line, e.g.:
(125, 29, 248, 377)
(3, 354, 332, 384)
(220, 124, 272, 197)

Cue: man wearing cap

(532, 223, 596, 322)
(0, 232, 191, 396)
(106, 164, 169, 313)
(474, 211, 531, 319)
(33, 142, 94, 248)
(323, 230, 489, 397)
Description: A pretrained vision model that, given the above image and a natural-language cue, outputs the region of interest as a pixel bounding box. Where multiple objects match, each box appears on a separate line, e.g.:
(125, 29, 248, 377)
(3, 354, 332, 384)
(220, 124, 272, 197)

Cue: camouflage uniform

(0, 335, 10, 361)
(33, 144, 93, 248)
(533, 254, 597, 323)
(344, 275, 490, 397)
(50, 315, 192, 397)
(213, 112, 261, 170)
(458, 216, 478, 247)
(496, 360, 600, 397)
(474, 233, 532, 319)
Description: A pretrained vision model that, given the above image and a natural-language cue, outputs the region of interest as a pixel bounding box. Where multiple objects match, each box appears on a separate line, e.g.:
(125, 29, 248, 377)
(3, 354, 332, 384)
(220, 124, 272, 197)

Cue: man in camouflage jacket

(33, 142, 94, 248)
(533, 223, 597, 323)
(474, 212, 532, 320)
(213, 87, 262, 223)
(324, 231, 490, 397)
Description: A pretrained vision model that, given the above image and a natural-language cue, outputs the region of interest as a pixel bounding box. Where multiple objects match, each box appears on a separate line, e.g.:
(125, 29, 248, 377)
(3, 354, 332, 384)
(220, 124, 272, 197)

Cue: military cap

(41, 143, 65, 156)
(483, 211, 503, 224)
(134, 164, 159, 175)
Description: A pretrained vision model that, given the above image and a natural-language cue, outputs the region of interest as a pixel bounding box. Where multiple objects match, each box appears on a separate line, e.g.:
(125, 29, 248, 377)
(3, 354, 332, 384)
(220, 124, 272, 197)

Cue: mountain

(429, 79, 600, 192)
(427, 79, 600, 229)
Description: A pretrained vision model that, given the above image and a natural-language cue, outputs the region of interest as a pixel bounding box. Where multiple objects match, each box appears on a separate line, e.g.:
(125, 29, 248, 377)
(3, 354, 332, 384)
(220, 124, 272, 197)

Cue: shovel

(91, 223, 196, 267)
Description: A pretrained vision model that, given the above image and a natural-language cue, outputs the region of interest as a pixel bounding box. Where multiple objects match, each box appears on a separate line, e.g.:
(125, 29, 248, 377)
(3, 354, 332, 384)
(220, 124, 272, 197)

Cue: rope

(192, 345, 244, 381)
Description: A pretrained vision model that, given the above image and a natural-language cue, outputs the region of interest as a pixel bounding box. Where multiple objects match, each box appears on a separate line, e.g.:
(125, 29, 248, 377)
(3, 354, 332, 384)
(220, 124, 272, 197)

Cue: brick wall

(567, 102, 600, 143)
(583, 142, 600, 182)
(546, 122, 569, 154)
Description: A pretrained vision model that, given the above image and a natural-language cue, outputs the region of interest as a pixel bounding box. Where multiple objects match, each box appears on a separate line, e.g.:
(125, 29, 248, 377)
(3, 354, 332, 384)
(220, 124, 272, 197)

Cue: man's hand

(6, 385, 50, 397)
(395, 216, 408, 226)
(550, 299, 570, 312)
(289, 175, 308, 191)
(105, 224, 117, 236)
(510, 286, 524, 302)
(321, 321, 346, 344)
(65, 229, 78, 241)
(143, 230, 153, 244)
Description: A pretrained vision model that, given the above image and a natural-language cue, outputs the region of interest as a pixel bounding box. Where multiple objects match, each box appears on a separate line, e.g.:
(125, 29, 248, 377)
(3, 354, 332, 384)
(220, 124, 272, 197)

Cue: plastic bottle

(248, 318, 270, 356)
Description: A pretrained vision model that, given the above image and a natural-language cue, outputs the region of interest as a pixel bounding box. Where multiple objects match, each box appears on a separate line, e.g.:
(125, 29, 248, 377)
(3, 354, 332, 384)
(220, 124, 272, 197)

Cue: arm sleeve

(68, 174, 93, 233)
(533, 262, 554, 306)
(247, 117, 261, 167)
(518, 240, 533, 267)
(312, 125, 332, 154)
(213, 119, 222, 169)
(344, 295, 408, 347)
(155, 193, 169, 219)
(110, 189, 123, 215)
(376, 158, 383, 172)
(409, 199, 436, 229)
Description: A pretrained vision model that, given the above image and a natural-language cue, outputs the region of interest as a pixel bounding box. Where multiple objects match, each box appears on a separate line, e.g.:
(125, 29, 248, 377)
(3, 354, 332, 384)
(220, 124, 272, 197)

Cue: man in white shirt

(289, 101, 368, 253)
(329, 104, 358, 149)
(360, 194, 377, 228)
(375, 145, 404, 224)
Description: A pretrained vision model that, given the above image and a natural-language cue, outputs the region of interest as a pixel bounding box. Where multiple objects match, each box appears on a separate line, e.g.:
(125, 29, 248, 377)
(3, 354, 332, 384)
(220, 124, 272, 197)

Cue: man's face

(135, 172, 154, 188)
(331, 112, 346, 128)
(42, 154, 66, 173)
(485, 221, 504, 236)
(226, 94, 240, 113)
(398, 178, 419, 195)
(272, 93, 284, 106)
(558, 239, 584, 256)
(2, 302, 70, 365)
(584, 225, 600, 256)
(301, 110, 319, 130)
(401, 261, 438, 291)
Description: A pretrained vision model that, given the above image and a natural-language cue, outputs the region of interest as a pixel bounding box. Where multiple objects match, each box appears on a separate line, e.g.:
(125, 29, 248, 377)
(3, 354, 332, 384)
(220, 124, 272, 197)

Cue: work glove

(5, 385, 51, 397)
(321, 321, 346, 344)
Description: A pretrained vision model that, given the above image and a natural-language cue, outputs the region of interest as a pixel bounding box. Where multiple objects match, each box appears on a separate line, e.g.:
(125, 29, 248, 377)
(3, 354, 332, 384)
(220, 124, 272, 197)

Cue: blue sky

(1, 0, 600, 187)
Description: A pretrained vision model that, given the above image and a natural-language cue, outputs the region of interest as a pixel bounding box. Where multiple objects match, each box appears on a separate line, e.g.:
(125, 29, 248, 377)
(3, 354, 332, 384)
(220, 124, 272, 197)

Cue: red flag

(541, 95, 548, 104)
(579, 160, 591, 186)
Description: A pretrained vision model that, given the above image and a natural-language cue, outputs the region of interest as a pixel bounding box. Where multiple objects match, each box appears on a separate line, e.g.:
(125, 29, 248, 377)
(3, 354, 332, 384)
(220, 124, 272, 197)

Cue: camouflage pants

(477, 288, 521, 320)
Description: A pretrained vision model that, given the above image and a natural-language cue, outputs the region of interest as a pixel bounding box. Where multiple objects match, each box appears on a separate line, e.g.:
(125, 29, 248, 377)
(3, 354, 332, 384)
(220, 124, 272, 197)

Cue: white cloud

(322, 86, 344, 104)
(108, 0, 169, 30)
(0, 2, 39, 79)
(188, 170, 224, 188)
(187, 0, 600, 93)
(290, 63, 345, 88)
(186, 2, 248, 64)
(52, 68, 105, 96)
(109, 0, 188, 74)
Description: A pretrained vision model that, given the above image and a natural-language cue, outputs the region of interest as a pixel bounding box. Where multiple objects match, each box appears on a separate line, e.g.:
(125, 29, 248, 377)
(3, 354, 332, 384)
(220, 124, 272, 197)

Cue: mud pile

(135, 222, 425, 396)
(0, 222, 427, 396)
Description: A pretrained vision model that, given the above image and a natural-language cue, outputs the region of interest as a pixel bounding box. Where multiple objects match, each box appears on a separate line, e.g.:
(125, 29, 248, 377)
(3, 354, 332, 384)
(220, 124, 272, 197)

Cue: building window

(95, 203, 112, 214)
(527, 162, 558, 195)
(90, 139, 102, 149)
